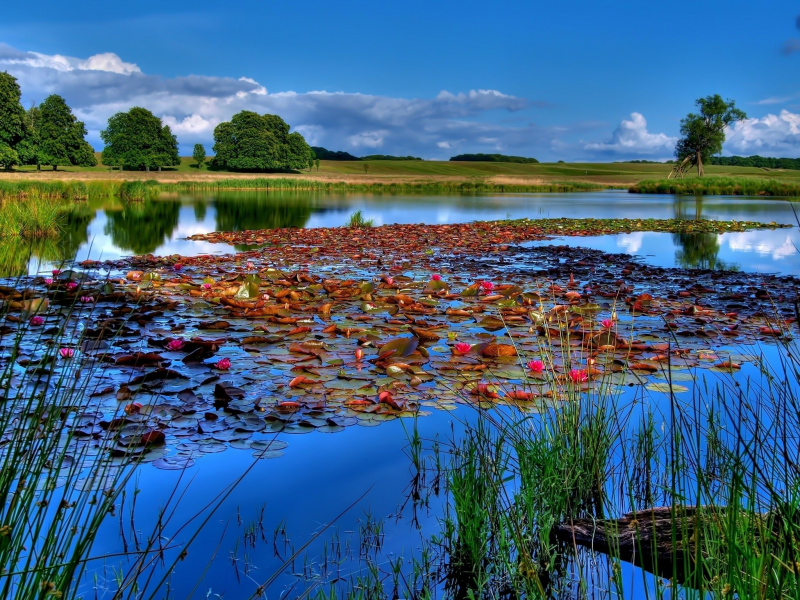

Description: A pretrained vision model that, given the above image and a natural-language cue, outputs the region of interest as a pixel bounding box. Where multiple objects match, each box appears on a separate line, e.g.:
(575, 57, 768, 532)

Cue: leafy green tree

(16, 105, 42, 169)
(675, 95, 746, 176)
(315, 158, 320, 171)
(101, 107, 180, 171)
(0, 72, 25, 155)
(0, 143, 18, 170)
(193, 143, 206, 169)
(363, 163, 369, 174)
(36, 95, 96, 171)
(211, 111, 312, 172)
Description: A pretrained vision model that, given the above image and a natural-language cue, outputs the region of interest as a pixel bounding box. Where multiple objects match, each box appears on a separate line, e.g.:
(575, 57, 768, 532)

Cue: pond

(3, 190, 799, 277)
(3, 189, 800, 599)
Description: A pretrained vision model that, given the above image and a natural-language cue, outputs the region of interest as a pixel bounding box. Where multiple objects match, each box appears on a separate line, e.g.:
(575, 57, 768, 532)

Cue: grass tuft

(346, 210, 373, 228)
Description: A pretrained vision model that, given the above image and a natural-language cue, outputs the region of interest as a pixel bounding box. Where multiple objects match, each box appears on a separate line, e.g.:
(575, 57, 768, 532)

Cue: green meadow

(6, 154, 800, 188)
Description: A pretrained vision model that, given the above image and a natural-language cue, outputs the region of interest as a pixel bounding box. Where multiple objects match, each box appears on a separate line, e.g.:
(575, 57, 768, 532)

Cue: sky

(1, 0, 799, 161)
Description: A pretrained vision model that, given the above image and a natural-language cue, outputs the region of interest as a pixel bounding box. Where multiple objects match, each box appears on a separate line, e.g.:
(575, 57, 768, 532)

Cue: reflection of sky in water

(35, 190, 798, 277)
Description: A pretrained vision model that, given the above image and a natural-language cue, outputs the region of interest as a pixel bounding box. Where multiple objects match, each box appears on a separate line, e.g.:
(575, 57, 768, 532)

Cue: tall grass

(0, 282, 283, 599)
(0, 181, 119, 201)
(346, 210, 373, 227)
(630, 176, 800, 197)
(119, 180, 159, 202)
(0, 197, 62, 238)
(160, 178, 607, 194)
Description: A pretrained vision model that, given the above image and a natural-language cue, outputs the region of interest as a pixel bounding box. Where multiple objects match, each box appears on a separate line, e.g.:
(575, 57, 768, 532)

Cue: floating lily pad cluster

(1, 217, 796, 471)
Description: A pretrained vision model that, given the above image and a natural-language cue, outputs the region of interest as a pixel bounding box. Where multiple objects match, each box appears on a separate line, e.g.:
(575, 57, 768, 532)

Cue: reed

(346, 209, 373, 227)
(629, 176, 800, 197)
(0, 196, 63, 238)
(0, 180, 120, 201)
(159, 178, 607, 194)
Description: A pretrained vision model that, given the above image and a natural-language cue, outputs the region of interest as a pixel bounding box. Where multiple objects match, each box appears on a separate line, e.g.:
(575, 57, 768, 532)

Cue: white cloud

(161, 114, 219, 135)
(584, 112, 676, 156)
(756, 95, 795, 105)
(1, 45, 141, 75)
(0, 42, 555, 156)
(78, 52, 141, 75)
(724, 110, 800, 155)
(348, 130, 387, 148)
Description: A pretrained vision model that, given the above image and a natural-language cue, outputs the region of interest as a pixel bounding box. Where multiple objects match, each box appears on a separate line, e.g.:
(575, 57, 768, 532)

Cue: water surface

(4, 190, 799, 277)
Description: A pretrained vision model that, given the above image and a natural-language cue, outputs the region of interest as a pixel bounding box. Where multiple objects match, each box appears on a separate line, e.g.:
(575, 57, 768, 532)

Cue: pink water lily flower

(601, 319, 613, 329)
(44, 278, 53, 285)
(66, 282, 78, 291)
(454, 342, 471, 354)
(80, 296, 94, 303)
(203, 283, 212, 290)
(30, 316, 44, 326)
(216, 357, 231, 370)
(570, 369, 588, 383)
(59, 348, 74, 358)
(173, 263, 183, 271)
(528, 360, 544, 373)
(167, 339, 185, 351)
(247, 261, 255, 270)
(385, 277, 394, 286)
(431, 274, 442, 281)
(52, 269, 61, 276)
(480, 281, 494, 293)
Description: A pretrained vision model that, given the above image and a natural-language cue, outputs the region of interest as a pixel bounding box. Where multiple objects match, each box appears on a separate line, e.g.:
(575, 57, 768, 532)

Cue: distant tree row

(0, 72, 96, 170)
(0, 71, 315, 173)
(310, 147, 423, 161)
(708, 155, 800, 170)
(449, 153, 539, 164)
(311, 147, 360, 161)
(361, 154, 422, 161)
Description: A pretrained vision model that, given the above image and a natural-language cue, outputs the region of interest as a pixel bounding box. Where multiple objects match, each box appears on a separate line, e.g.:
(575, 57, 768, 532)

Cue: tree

(193, 143, 206, 169)
(315, 158, 320, 171)
(16, 105, 42, 169)
(674, 95, 746, 177)
(0, 143, 18, 170)
(211, 111, 312, 172)
(0, 72, 25, 154)
(101, 107, 180, 171)
(36, 95, 96, 171)
(363, 163, 369, 174)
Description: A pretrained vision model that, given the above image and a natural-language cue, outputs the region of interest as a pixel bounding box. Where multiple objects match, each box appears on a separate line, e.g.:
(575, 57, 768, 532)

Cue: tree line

(309, 147, 422, 161)
(708, 155, 800, 170)
(0, 71, 315, 173)
(449, 153, 540, 164)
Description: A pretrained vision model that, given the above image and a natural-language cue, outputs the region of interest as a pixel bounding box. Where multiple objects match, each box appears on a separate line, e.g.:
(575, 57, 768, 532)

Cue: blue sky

(1, 0, 799, 160)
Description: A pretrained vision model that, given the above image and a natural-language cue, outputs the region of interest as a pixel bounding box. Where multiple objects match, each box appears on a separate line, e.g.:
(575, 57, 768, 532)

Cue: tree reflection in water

(672, 195, 736, 270)
(103, 200, 181, 255)
(213, 192, 314, 250)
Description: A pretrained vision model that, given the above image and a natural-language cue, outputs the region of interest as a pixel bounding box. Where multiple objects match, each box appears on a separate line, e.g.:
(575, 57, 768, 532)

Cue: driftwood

(552, 506, 717, 583)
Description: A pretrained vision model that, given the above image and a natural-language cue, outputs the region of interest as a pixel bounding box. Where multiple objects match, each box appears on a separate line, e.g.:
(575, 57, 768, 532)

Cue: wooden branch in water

(552, 506, 709, 583)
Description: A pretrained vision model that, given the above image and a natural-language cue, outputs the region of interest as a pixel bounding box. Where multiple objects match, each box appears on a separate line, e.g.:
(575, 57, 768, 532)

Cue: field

(5, 156, 800, 187)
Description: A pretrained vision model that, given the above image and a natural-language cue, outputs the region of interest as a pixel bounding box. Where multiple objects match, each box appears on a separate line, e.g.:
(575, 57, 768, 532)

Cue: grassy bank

(629, 176, 800, 197)
(158, 177, 606, 193)
(7, 159, 800, 187)
(0, 180, 120, 201)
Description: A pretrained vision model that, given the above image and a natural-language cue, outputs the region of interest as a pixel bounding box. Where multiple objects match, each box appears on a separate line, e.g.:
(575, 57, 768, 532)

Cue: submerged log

(552, 505, 718, 583)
